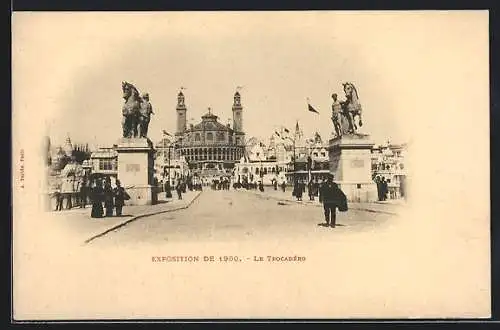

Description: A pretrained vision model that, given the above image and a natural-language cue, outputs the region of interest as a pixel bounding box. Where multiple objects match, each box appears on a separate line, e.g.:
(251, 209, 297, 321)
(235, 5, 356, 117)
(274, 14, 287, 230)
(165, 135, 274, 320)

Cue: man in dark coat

(175, 179, 183, 200)
(375, 176, 382, 201)
(381, 177, 388, 201)
(165, 179, 172, 198)
(319, 175, 346, 227)
(113, 180, 129, 216)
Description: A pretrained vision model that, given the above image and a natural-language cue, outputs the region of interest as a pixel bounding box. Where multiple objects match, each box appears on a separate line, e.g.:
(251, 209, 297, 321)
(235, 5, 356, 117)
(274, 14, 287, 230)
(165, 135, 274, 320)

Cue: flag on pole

(162, 130, 172, 136)
(308, 103, 320, 114)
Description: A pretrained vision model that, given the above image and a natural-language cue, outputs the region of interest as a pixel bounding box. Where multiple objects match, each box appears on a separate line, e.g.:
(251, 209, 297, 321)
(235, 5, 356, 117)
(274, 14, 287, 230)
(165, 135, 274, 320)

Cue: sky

(13, 11, 488, 150)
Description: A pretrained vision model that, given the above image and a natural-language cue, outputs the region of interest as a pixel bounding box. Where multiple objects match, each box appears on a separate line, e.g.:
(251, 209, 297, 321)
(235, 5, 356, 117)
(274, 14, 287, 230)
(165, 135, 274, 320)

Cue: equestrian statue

(121, 81, 154, 138)
(331, 82, 363, 137)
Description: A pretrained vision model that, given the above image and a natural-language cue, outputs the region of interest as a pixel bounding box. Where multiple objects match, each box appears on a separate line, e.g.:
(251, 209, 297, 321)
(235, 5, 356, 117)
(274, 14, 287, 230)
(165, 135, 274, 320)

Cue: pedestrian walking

(381, 177, 388, 201)
(375, 176, 384, 201)
(293, 179, 303, 201)
(258, 180, 264, 192)
(176, 180, 183, 200)
(80, 178, 88, 208)
(165, 180, 172, 198)
(54, 188, 64, 211)
(90, 179, 104, 218)
(308, 179, 315, 201)
(113, 180, 130, 216)
(281, 180, 286, 193)
(319, 174, 347, 228)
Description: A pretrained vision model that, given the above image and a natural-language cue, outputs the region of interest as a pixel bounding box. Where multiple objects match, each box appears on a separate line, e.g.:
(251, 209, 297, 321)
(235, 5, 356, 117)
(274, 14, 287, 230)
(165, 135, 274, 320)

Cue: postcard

(12, 11, 490, 320)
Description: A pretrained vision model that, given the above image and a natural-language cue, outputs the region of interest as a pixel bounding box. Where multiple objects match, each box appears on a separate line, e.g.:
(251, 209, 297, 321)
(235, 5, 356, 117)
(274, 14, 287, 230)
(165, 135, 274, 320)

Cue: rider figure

(139, 93, 154, 138)
(331, 93, 343, 137)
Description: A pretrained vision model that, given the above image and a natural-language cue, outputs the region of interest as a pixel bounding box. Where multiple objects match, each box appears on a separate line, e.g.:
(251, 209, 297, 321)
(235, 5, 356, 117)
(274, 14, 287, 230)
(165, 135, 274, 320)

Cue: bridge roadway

(88, 188, 393, 247)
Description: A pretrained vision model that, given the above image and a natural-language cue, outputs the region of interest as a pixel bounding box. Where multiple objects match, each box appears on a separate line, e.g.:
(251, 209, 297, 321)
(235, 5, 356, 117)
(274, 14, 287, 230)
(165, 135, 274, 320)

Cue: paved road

(88, 189, 395, 247)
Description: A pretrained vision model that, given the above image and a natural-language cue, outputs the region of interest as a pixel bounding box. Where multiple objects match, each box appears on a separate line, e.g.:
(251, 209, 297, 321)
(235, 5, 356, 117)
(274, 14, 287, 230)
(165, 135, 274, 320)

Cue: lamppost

(162, 130, 179, 197)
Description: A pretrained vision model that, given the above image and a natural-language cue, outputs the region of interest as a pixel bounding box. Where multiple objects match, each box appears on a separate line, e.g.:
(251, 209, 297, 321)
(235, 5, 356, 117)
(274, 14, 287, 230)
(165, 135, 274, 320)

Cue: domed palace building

(174, 90, 246, 178)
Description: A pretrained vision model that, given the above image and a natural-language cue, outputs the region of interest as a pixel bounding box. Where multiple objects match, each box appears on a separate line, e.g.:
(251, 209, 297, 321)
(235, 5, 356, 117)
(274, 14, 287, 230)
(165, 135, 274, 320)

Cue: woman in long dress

(90, 179, 104, 218)
(293, 179, 303, 201)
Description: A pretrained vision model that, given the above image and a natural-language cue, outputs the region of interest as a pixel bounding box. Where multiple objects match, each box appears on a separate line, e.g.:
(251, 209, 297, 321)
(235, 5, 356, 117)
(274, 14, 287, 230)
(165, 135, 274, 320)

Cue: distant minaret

(176, 90, 187, 134)
(63, 134, 73, 157)
(294, 121, 303, 141)
(232, 91, 243, 132)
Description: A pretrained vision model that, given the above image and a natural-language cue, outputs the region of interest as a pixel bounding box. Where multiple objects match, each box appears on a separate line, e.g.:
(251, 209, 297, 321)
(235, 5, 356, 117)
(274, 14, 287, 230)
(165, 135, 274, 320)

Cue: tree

(44, 136, 52, 167)
(72, 146, 91, 164)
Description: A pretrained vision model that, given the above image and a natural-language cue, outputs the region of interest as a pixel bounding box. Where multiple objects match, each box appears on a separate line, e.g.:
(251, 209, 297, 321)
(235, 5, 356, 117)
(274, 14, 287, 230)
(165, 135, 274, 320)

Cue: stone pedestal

(116, 138, 157, 206)
(328, 134, 377, 203)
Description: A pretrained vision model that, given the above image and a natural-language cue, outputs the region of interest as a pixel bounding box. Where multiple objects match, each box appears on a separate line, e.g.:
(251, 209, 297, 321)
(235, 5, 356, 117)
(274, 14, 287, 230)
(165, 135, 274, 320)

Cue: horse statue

(121, 81, 143, 138)
(340, 82, 363, 134)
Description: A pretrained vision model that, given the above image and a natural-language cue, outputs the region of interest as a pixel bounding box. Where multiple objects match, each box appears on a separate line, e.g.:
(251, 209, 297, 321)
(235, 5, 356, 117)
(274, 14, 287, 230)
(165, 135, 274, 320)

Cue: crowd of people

(162, 178, 188, 200)
(88, 178, 130, 218)
(52, 176, 131, 218)
(291, 178, 322, 202)
(210, 177, 231, 190)
(51, 172, 348, 227)
(52, 176, 89, 211)
(232, 175, 287, 192)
